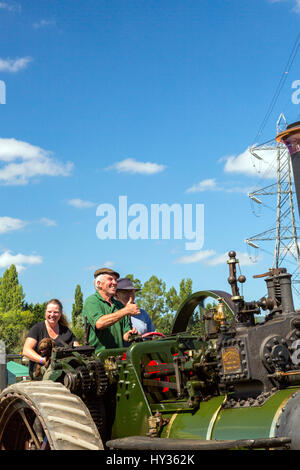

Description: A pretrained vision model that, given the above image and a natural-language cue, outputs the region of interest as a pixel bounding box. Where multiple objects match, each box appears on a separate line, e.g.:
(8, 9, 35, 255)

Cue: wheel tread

(0, 381, 104, 450)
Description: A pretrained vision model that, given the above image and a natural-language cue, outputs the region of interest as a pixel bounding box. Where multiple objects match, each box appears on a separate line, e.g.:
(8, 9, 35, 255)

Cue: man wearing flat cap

(82, 268, 140, 353)
(115, 278, 155, 342)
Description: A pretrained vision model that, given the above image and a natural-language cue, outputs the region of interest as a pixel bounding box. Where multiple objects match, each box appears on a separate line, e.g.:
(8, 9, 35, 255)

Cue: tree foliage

(24, 302, 47, 324)
(71, 284, 85, 344)
(139, 275, 167, 329)
(72, 284, 83, 326)
(0, 309, 35, 353)
(0, 265, 34, 353)
(0, 265, 25, 312)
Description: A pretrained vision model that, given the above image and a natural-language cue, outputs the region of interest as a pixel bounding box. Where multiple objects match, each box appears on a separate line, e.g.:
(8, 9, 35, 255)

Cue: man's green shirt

(82, 291, 131, 353)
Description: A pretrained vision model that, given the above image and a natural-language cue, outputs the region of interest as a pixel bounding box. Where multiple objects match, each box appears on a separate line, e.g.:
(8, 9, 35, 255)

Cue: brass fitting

(213, 298, 227, 327)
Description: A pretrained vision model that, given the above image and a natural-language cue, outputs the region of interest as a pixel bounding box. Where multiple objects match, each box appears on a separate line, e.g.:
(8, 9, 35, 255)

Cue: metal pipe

(0, 341, 7, 392)
(276, 122, 300, 218)
(106, 435, 291, 450)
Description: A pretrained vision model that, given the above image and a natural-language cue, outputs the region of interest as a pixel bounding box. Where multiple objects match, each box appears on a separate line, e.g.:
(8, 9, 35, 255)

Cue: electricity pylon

(245, 114, 300, 297)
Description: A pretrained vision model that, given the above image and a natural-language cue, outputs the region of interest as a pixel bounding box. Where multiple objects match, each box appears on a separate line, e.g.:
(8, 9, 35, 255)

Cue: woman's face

(45, 302, 61, 326)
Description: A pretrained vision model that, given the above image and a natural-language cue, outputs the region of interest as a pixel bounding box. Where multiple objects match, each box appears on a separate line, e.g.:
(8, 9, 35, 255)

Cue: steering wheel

(141, 331, 166, 340)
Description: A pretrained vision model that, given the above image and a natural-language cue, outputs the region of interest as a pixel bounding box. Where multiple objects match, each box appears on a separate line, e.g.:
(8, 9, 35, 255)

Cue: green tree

(72, 285, 83, 327)
(0, 265, 51, 352)
(165, 286, 179, 314)
(178, 278, 193, 301)
(159, 278, 194, 334)
(0, 265, 32, 352)
(165, 278, 193, 315)
(71, 284, 85, 344)
(0, 309, 35, 353)
(0, 264, 25, 312)
(139, 276, 167, 331)
(187, 304, 205, 336)
(24, 302, 47, 325)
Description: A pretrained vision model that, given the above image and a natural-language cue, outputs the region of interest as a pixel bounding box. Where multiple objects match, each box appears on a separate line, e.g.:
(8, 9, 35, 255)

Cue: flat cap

(94, 267, 120, 279)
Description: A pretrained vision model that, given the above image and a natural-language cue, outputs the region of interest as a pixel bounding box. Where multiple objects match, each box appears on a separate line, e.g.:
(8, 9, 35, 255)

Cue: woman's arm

(23, 337, 46, 364)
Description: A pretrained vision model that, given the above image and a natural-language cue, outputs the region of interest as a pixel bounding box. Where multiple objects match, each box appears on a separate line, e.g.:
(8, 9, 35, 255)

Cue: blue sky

(1, 0, 300, 318)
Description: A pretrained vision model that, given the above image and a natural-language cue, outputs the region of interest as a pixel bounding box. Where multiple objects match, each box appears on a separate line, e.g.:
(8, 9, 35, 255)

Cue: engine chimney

(276, 121, 300, 217)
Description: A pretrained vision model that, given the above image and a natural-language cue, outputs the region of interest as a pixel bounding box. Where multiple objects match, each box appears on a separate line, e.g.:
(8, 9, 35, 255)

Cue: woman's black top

(26, 321, 77, 377)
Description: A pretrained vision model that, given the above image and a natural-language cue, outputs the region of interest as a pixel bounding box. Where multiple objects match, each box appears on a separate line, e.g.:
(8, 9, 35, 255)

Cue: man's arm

(95, 299, 140, 330)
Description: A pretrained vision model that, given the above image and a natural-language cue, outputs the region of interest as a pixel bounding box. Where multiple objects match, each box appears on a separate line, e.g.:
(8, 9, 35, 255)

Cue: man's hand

(125, 297, 140, 316)
(123, 327, 138, 342)
(95, 297, 140, 330)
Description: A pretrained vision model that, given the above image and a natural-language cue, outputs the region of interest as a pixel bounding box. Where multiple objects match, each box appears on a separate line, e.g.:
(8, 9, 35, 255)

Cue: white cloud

(68, 198, 96, 209)
(39, 217, 56, 227)
(33, 19, 56, 29)
(174, 249, 216, 264)
(225, 184, 256, 194)
(103, 260, 115, 267)
(205, 251, 258, 267)
(0, 2, 21, 12)
(108, 158, 166, 175)
(268, 0, 300, 13)
(186, 178, 219, 193)
(222, 147, 277, 179)
(186, 177, 255, 194)
(84, 265, 98, 271)
(0, 57, 32, 73)
(175, 249, 258, 266)
(0, 216, 26, 234)
(293, 0, 300, 12)
(0, 138, 73, 185)
(84, 261, 115, 271)
(186, 147, 276, 196)
(0, 250, 42, 272)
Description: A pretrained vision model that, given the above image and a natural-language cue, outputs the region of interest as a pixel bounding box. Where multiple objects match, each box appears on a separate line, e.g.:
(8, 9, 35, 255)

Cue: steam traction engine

(1, 124, 300, 449)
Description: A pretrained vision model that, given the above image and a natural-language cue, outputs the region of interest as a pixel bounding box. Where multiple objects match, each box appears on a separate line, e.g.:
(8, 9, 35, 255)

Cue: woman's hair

(45, 298, 69, 327)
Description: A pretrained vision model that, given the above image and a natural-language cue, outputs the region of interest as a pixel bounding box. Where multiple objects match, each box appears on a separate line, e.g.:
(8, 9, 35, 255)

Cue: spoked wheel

(0, 381, 104, 450)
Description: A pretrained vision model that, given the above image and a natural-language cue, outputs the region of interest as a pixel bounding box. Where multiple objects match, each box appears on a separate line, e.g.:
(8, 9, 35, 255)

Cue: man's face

(98, 274, 118, 297)
(116, 289, 135, 305)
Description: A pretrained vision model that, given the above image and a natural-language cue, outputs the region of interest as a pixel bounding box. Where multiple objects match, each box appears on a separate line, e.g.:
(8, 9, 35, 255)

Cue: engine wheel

(0, 381, 104, 450)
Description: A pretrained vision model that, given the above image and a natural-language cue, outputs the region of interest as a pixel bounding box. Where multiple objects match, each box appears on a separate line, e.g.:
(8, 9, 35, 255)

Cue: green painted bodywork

(101, 339, 181, 438)
(97, 338, 300, 442)
(159, 388, 299, 441)
(159, 396, 225, 440)
(46, 333, 300, 445)
(212, 389, 298, 441)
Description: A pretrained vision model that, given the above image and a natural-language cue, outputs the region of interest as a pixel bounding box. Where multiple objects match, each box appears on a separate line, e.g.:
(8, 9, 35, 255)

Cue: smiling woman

(22, 298, 79, 378)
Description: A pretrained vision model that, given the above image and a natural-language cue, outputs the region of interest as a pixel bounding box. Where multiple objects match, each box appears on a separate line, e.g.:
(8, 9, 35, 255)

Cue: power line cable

(253, 32, 300, 145)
